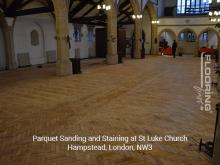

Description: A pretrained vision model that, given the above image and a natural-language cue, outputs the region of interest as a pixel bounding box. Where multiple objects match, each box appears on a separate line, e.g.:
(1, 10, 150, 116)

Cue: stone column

(53, 0, 72, 76)
(105, 0, 118, 65)
(0, 16, 17, 69)
(133, 19, 142, 59)
(130, 0, 142, 59)
(151, 24, 158, 55)
(195, 39, 199, 57)
(217, 37, 220, 91)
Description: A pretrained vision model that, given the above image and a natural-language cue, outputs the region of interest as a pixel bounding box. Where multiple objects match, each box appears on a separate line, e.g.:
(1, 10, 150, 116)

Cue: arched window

(73, 24, 82, 42)
(31, 30, 39, 46)
(87, 26, 94, 42)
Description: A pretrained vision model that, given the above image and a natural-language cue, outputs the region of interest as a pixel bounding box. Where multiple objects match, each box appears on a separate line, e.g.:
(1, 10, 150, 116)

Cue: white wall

(13, 14, 97, 67)
(69, 24, 96, 59)
(0, 26, 6, 70)
(14, 14, 56, 65)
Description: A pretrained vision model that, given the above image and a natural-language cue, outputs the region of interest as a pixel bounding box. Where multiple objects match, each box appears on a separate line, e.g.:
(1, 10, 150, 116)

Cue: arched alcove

(159, 29, 177, 47)
(158, 29, 177, 55)
(198, 28, 219, 49)
(178, 28, 197, 55)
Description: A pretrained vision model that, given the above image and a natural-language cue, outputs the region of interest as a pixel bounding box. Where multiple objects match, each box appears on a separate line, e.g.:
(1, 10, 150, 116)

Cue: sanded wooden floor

(0, 56, 218, 165)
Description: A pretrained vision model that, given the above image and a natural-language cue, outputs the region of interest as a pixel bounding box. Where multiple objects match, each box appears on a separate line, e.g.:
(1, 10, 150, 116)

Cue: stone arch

(158, 28, 177, 41)
(142, 1, 158, 55)
(130, 0, 141, 14)
(178, 28, 198, 39)
(198, 27, 220, 43)
(0, 15, 16, 69)
(158, 28, 177, 49)
(178, 28, 198, 55)
(198, 27, 220, 54)
(143, 1, 157, 19)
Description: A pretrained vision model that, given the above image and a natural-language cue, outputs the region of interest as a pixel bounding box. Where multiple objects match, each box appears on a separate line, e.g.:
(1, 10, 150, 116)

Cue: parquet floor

(0, 56, 218, 165)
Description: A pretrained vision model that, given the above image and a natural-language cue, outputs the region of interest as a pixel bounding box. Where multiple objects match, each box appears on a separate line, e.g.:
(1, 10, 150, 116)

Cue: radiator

(17, 53, 31, 67)
(46, 50, 56, 63)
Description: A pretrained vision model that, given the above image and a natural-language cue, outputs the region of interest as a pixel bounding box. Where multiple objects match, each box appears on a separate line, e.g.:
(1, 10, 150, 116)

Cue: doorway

(118, 28, 126, 62)
(96, 28, 107, 58)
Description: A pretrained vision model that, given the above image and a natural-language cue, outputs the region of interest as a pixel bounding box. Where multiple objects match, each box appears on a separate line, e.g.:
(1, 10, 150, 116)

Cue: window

(179, 31, 196, 42)
(179, 32, 185, 41)
(177, 0, 212, 15)
(73, 24, 82, 42)
(200, 32, 208, 41)
(87, 26, 94, 42)
(31, 30, 39, 46)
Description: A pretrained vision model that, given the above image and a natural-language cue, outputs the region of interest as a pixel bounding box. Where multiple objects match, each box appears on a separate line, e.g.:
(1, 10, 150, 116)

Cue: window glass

(87, 26, 94, 42)
(177, 0, 212, 15)
(73, 24, 82, 42)
(31, 30, 39, 46)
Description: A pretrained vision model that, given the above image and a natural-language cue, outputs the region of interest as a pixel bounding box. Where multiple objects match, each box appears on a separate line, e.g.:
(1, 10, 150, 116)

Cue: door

(118, 28, 126, 57)
(0, 27, 6, 70)
(96, 28, 107, 58)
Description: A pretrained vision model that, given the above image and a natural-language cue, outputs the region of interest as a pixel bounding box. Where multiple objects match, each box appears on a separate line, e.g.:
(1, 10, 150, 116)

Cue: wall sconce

(97, 4, 111, 11)
(132, 14, 143, 20)
(152, 20, 160, 24)
(208, 1, 220, 22)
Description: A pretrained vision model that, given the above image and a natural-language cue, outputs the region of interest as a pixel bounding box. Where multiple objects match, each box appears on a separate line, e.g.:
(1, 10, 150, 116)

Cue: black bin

(118, 54, 123, 64)
(70, 58, 81, 74)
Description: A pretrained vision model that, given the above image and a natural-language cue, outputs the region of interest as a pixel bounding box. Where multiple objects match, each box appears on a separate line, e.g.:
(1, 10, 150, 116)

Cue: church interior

(0, 0, 220, 164)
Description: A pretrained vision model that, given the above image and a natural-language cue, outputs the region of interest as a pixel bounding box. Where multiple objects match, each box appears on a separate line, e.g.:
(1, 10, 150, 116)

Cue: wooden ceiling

(0, 0, 134, 26)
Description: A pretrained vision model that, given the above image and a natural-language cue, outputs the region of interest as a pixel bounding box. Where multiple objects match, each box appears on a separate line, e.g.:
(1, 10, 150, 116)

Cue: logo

(194, 53, 212, 112)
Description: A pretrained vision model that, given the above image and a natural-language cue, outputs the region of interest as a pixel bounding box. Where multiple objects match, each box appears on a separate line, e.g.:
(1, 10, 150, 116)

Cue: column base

(106, 55, 118, 65)
(9, 61, 17, 70)
(56, 60, 72, 76)
(134, 54, 141, 59)
(134, 50, 142, 59)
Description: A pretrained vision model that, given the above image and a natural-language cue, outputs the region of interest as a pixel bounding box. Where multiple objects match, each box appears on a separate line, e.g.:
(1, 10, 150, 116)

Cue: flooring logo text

(194, 54, 212, 112)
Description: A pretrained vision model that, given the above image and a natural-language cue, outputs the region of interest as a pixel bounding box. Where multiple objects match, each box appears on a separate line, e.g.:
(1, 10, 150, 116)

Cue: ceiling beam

(69, 19, 106, 26)
(118, 19, 134, 25)
(119, 0, 130, 10)
(69, 1, 87, 18)
(118, 5, 131, 17)
(82, 5, 96, 17)
(6, 6, 53, 17)
(70, 15, 106, 22)
(6, 0, 24, 12)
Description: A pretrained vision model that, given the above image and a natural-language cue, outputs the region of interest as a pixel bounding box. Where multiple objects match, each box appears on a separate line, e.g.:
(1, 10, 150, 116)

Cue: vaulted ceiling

(0, 0, 134, 26)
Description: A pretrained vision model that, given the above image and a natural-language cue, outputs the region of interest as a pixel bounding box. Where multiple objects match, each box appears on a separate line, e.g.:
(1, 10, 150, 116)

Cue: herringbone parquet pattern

(0, 56, 217, 165)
